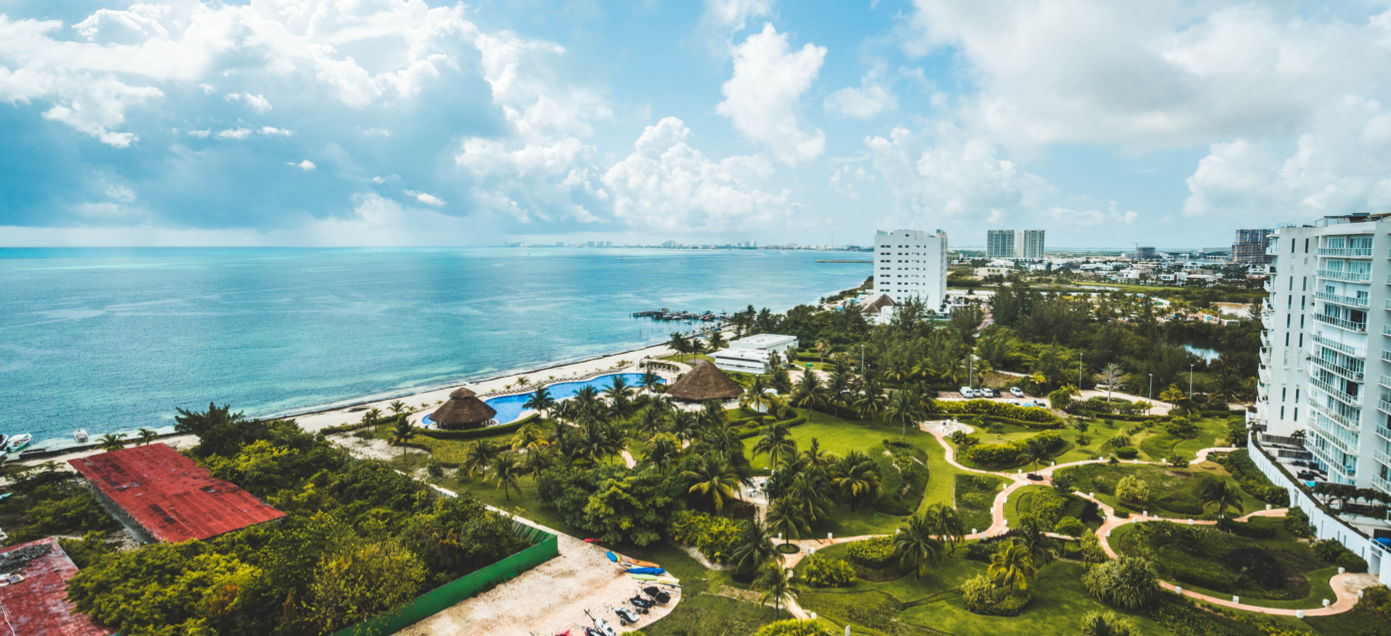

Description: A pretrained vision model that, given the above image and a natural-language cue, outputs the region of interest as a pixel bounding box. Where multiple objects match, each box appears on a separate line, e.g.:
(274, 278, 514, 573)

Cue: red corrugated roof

(69, 443, 286, 543)
(0, 537, 114, 636)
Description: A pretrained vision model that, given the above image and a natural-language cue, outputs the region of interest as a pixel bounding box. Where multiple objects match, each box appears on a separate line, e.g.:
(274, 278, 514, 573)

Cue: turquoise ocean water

(0, 248, 869, 450)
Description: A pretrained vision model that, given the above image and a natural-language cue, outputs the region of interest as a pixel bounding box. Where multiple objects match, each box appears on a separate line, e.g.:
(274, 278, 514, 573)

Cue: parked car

(1010, 387, 1025, 398)
(1033, 400, 1048, 408)
(959, 387, 974, 398)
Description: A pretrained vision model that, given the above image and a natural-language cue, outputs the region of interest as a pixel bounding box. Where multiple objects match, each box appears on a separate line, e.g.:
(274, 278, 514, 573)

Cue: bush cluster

(961, 574, 1033, 616)
(800, 553, 855, 588)
(964, 431, 1065, 466)
(1208, 450, 1290, 506)
(1283, 507, 1315, 539)
(1114, 447, 1139, 459)
(753, 620, 833, 636)
(667, 510, 742, 564)
(938, 399, 1064, 426)
(1116, 475, 1150, 507)
(846, 536, 896, 568)
(1312, 539, 1369, 573)
(1083, 557, 1161, 611)
(1357, 585, 1391, 622)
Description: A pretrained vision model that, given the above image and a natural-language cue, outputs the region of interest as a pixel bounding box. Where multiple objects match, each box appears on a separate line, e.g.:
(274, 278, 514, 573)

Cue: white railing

(1309, 355, 1365, 382)
(1317, 247, 1374, 257)
(1312, 333, 1364, 357)
(1310, 399, 1362, 431)
(1310, 377, 1363, 408)
(1315, 291, 1370, 307)
(1262, 313, 1274, 330)
(1317, 269, 1372, 282)
(1381, 374, 1391, 390)
(1312, 312, 1367, 332)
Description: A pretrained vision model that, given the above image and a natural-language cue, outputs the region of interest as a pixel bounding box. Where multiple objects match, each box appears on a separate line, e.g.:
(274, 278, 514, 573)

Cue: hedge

(1208, 449, 1290, 506)
(938, 399, 1064, 425)
(668, 510, 742, 564)
(846, 536, 895, 568)
(418, 414, 540, 440)
(737, 417, 807, 440)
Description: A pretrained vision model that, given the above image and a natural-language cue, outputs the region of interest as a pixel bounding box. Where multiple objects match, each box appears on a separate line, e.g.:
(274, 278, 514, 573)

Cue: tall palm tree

(604, 375, 634, 404)
(668, 410, 699, 443)
(740, 375, 773, 413)
(669, 332, 690, 361)
(764, 497, 808, 544)
(886, 389, 923, 438)
(831, 451, 881, 510)
(136, 428, 158, 446)
(827, 362, 853, 417)
(523, 446, 555, 480)
(493, 453, 522, 501)
(635, 406, 666, 440)
(1015, 515, 1056, 566)
(510, 424, 548, 451)
(785, 470, 832, 523)
(853, 379, 890, 421)
(791, 370, 826, 411)
(644, 433, 682, 474)
(988, 542, 1038, 591)
(815, 340, 830, 365)
(463, 440, 498, 478)
(523, 384, 556, 420)
(683, 455, 741, 513)
(708, 329, 725, 351)
(98, 433, 127, 452)
(389, 400, 408, 416)
(921, 503, 966, 554)
(894, 513, 944, 578)
(640, 369, 663, 394)
(1019, 437, 1053, 472)
(389, 417, 416, 459)
(732, 517, 782, 574)
(753, 562, 800, 620)
(1197, 479, 1245, 523)
(753, 424, 797, 466)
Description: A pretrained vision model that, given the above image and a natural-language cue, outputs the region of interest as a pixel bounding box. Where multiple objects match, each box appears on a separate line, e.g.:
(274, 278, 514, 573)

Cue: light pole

(969, 355, 974, 391)
(1148, 373, 1153, 414)
(1078, 353, 1084, 391)
(860, 344, 865, 376)
(1189, 364, 1194, 398)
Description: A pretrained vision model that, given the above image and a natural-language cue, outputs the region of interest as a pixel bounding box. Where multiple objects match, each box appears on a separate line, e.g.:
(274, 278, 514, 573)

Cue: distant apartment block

(874, 229, 948, 312)
(1234, 229, 1275, 265)
(986, 230, 1015, 258)
(1018, 230, 1045, 259)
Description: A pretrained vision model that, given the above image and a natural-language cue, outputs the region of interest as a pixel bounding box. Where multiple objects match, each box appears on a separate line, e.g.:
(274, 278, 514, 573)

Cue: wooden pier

(631, 308, 729, 322)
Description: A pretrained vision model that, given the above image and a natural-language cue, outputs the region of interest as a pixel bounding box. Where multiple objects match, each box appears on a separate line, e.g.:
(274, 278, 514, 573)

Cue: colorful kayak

(626, 559, 660, 568)
(631, 574, 660, 581)
(626, 567, 664, 575)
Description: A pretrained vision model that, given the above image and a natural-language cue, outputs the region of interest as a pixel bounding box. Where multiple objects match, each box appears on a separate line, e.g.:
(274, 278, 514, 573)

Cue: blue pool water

(426, 372, 661, 426)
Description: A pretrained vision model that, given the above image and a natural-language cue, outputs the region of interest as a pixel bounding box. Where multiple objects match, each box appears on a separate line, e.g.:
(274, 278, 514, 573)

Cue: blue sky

(2, 0, 1390, 248)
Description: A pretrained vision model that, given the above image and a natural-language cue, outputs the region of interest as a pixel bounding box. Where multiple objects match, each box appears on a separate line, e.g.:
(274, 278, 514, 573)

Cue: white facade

(874, 229, 948, 312)
(986, 230, 1015, 258)
(1018, 230, 1046, 259)
(716, 334, 799, 375)
(1257, 214, 1390, 496)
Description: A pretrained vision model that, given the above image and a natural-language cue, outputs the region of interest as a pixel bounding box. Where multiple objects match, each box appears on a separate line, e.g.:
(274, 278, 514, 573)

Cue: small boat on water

(6, 434, 33, 454)
(73, 429, 88, 443)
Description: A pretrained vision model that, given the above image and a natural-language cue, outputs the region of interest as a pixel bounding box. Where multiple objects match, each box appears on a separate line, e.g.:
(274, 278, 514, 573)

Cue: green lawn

(954, 474, 1005, 534)
(1056, 462, 1266, 519)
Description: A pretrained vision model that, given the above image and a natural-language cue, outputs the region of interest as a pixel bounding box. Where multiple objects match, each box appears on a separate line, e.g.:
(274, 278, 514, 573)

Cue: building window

(1298, 334, 1303, 347)
(1295, 389, 1299, 403)
(1304, 238, 1309, 253)
(1281, 406, 1285, 419)
(1294, 408, 1298, 421)
(1285, 333, 1290, 346)
(1282, 388, 1287, 401)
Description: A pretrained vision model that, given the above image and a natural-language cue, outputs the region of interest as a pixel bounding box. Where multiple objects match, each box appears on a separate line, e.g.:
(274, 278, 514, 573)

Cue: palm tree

(752, 562, 800, 620)
(815, 340, 830, 365)
(831, 451, 881, 510)
(753, 424, 797, 466)
(1197, 479, 1245, 524)
(740, 375, 773, 413)
(640, 369, 663, 394)
(827, 363, 853, 417)
(785, 470, 832, 523)
(1019, 436, 1053, 472)
(136, 428, 158, 446)
(920, 503, 966, 554)
(361, 407, 383, 428)
(668, 410, 699, 443)
(708, 329, 725, 351)
(764, 497, 808, 545)
(1099, 363, 1125, 404)
(894, 513, 944, 578)
(389, 400, 408, 416)
(853, 379, 889, 420)
(523, 385, 556, 420)
(1015, 515, 1056, 566)
(463, 440, 498, 478)
(668, 332, 690, 361)
(791, 370, 825, 411)
(682, 455, 741, 513)
(645, 433, 682, 474)
(604, 375, 634, 404)
(493, 453, 523, 501)
(886, 389, 923, 438)
(732, 517, 782, 574)
(98, 433, 127, 452)
(510, 424, 548, 451)
(635, 406, 666, 440)
(523, 446, 556, 480)
(988, 541, 1038, 591)
(389, 417, 416, 459)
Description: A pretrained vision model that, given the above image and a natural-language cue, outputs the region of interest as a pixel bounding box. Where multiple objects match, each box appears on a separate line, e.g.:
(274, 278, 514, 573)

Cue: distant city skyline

(2, 1, 1388, 247)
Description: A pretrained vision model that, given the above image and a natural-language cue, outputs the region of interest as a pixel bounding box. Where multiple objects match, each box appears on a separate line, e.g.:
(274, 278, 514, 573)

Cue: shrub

(967, 442, 1025, 466)
(1164, 417, 1195, 437)
(1113, 509, 1130, 519)
(1284, 507, 1315, 539)
(1083, 557, 1161, 610)
(1210, 449, 1290, 506)
(1357, 586, 1391, 622)
(1114, 447, 1139, 459)
(961, 574, 1034, 616)
(847, 536, 896, 568)
(1079, 533, 1108, 564)
(961, 492, 993, 510)
(1338, 551, 1370, 574)
(1080, 611, 1136, 636)
(1116, 475, 1149, 508)
(1054, 516, 1087, 538)
(668, 511, 742, 564)
(1217, 547, 1285, 590)
(753, 620, 834, 636)
(1169, 457, 1189, 469)
(1312, 539, 1349, 563)
(801, 553, 855, 588)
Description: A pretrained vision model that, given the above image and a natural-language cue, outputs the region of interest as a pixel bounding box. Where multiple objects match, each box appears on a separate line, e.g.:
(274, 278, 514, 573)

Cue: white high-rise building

(873, 229, 948, 312)
(986, 230, 1015, 258)
(1018, 230, 1046, 259)
(1257, 213, 1388, 495)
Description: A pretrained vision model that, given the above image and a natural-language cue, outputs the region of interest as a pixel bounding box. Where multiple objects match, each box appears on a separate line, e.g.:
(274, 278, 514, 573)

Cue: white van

(959, 387, 974, 398)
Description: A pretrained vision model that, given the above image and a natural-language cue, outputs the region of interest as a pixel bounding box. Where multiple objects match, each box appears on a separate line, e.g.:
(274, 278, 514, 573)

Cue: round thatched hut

(429, 387, 498, 430)
(665, 360, 744, 402)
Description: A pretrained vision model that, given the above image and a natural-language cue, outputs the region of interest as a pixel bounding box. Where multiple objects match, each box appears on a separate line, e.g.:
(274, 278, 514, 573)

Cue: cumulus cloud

(187, 129, 210, 138)
(824, 67, 898, 119)
(405, 190, 447, 206)
(226, 92, 271, 113)
(289, 160, 315, 171)
(260, 126, 292, 136)
(717, 24, 826, 165)
(473, 30, 612, 142)
(215, 128, 251, 140)
(829, 164, 873, 199)
(455, 136, 605, 223)
(603, 117, 792, 231)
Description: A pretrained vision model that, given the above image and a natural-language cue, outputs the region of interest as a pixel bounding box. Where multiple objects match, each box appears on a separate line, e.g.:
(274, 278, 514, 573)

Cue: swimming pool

(425, 373, 662, 427)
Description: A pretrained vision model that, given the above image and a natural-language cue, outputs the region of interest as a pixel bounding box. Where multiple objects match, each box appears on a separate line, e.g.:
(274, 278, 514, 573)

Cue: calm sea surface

(0, 248, 869, 449)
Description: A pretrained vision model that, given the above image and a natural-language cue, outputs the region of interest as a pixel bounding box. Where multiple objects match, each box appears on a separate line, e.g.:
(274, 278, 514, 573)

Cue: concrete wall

(1248, 437, 1390, 581)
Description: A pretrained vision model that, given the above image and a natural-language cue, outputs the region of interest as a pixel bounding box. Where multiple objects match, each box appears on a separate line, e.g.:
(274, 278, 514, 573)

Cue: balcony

(1374, 447, 1391, 469)
(1309, 355, 1366, 382)
(1311, 399, 1362, 430)
(1259, 364, 1271, 385)
(1311, 333, 1365, 357)
(1264, 279, 1274, 293)
(1382, 374, 1391, 390)
(1312, 312, 1367, 332)
(1310, 376, 1363, 407)
(1373, 472, 1391, 496)
(1261, 312, 1274, 330)
(1261, 332, 1273, 351)
(1266, 246, 1278, 255)
(1317, 269, 1372, 282)
(1317, 247, 1374, 258)
(1315, 291, 1370, 307)
(1378, 424, 1391, 444)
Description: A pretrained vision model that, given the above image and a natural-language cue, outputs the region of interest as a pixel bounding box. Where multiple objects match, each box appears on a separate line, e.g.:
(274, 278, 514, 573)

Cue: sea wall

(1248, 434, 1391, 581)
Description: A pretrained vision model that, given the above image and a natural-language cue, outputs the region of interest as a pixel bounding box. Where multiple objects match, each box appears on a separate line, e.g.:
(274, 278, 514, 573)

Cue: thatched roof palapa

(430, 387, 496, 430)
(869, 294, 896, 310)
(665, 360, 744, 402)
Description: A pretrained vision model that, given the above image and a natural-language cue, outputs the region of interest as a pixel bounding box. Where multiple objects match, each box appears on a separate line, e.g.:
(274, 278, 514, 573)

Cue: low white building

(714, 333, 799, 375)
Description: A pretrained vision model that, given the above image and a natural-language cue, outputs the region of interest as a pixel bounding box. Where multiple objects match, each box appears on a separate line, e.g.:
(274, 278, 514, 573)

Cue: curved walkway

(910, 422, 1378, 617)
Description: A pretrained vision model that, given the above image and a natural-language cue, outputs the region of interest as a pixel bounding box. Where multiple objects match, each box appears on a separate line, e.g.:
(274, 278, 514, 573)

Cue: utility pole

(1189, 364, 1194, 398)
(1078, 352, 1084, 391)
(861, 344, 866, 375)
(969, 355, 974, 390)
(1148, 373, 1153, 414)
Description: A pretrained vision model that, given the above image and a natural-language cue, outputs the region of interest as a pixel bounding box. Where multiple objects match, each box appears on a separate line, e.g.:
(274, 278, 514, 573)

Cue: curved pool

(425, 373, 662, 427)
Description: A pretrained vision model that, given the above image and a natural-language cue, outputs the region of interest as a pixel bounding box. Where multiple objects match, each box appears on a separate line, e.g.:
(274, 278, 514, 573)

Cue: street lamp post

(1148, 374, 1153, 414)
(1189, 364, 1194, 398)
(1078, 353, 1084, 391)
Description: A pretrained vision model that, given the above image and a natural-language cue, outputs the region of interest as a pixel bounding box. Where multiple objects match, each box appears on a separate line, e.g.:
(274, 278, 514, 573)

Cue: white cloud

(226, 92, 271, 113)
(829, 164, 873, 199)
(900, 1, 1391, 152)
(405, 190, 447, 206)
(361, 128, 390, 137)
(289, 160, 316, 171)
(473, 30, 612, 141)
(198, 83, 216, 95)
(455, 136, 605, 223)
(260, 126, 292, 136)
(717, 24, 826, 165)
(603, 117, 792, 231)
(1044, 202, 1138, 227)
(702, 0, 775, 34)
(215, 128, 251, 140)
(187, 129, 210, 138)
(824, 67, 898, 119)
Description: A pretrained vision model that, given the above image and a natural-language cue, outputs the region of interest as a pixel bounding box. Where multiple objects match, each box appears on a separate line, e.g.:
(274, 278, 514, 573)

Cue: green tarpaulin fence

(331, 522, 559, 636)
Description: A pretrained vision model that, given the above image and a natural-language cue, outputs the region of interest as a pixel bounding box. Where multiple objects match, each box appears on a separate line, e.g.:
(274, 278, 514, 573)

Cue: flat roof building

(1018, 230, 1045, 259)
(986, 230, 1015, 258)
(716, 334, 799, 374)
(874, 229, 948, 312)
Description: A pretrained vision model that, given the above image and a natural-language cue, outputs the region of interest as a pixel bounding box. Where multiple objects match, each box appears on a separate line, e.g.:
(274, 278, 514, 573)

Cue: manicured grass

(1303, 605, 1391, 635)
(954, 474, 1004, 534)
(1056, 462, 1265, 519)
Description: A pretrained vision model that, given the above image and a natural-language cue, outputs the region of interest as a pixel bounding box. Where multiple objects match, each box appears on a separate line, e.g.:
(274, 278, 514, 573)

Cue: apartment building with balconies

(874, 229, 948, 312)
(1257, 213, 1391, 496)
